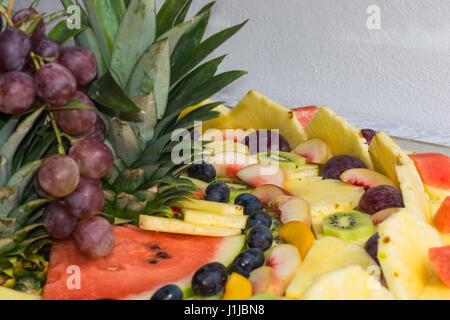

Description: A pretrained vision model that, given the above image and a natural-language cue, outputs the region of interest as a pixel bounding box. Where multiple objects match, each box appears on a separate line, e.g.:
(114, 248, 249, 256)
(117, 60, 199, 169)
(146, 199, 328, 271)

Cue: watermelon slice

(429, 246, 450, 288)
(409, 153, 450, 189)
(42, 225, 244, 300)
(292, 106, 319, 128)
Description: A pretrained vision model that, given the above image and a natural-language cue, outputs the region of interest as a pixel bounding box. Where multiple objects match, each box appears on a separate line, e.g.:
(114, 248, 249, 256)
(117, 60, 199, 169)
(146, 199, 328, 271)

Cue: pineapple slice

(420, 276, 450, 300)
(203, 140, 249, 156)
(282, 164, 319, 180)
(183, 209, 248, 229)
(179, 99, 234, 131)
(285, 237, 376, 299)
(139, 215, 242, 237)
(227, 90, 308, 149)
(175, 199, 244, 216)
(300, 265, 393, 300)
(377, 208, 443, 300)
(306, 106, 374, 169)
(0, 287, 41, 300)
(425, 185, 450, 202)
(369, 132, 431, 224)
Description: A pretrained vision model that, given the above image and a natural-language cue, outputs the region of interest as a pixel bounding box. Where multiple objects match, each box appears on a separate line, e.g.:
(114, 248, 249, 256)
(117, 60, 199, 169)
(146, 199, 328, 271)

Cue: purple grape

(361, 129, 377, 145)
(75, 116, 107, 142)
(54, 91, 97, 136)
(360, 185, 404, 215)
(321, 155, 368, 180)
(69, 138, 114, 179)
(64, 177, 104, 220)
(73, 217, 116, 259)
(0, 28, 32, 73)
(242, 130, 291, 155)
(38, 154, 80, 198)
(32, 38, 62, 66)
(0, 72, 36, 114)
(365, 233, 379, 264)
(35, 63, 77, 107)
(43, 202, 79, 239)
(58, 46, 97, 87)
(12, 8, 45, 44)
(34, 175, 56, 201)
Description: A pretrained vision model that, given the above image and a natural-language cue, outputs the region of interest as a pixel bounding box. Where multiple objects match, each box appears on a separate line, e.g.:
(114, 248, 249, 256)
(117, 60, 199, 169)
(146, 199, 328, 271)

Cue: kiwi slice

(257, 151, 306, 169)
(322, 212, 375, 241)
(214, 178, 254, 202)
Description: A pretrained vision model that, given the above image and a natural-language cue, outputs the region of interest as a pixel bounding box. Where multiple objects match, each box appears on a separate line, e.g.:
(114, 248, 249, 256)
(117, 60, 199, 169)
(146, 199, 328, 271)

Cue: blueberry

(191, 262, 228, 297)
(231, 248, 265, 278)
(246, 211, 272, 229)
(151, 284, 183, 300)
(235, 193, 263, 215)
(205, 182, 230, 203)
(365, 233, 380, 265)
(187, 161, 216, 182)
(246, 225, 273, 251)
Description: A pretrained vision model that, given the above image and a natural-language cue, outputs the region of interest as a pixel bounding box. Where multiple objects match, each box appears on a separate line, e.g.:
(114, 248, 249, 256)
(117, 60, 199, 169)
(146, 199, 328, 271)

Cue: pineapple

(0, 107, 51, 295)
(420, 276, 450, 300)
(300, 265, 393, 300)
(306, 106, 374, 170)
(285, 236, 377, 299)
(282, 164, 319, 180)
(424, 185, 450, 203)
(62, 0, 248, 224)
(284, 177, 365, 237)
(377, 208, 443, 300)
(369, 132, 431, 224)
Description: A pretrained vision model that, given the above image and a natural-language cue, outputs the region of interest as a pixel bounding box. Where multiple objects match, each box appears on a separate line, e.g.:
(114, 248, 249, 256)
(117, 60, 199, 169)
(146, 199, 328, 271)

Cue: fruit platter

(0, 0, 449, 301)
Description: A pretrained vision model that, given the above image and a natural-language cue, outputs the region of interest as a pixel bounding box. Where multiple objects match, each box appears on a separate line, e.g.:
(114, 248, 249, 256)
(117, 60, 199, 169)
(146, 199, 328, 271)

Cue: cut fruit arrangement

(0, 0, 449, 301)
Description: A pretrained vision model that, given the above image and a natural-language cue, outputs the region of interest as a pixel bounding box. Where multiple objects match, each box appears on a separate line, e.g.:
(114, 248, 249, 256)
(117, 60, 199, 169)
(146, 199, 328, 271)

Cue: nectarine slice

(292, 138, 332, 164)
(340, 168, 397, 189)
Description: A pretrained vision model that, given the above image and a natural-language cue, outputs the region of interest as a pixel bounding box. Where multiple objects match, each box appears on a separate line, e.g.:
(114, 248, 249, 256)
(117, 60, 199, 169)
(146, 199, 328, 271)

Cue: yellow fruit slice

(306, 106, 374, 169)
(377, 208, 443, 300)
(178, 99, 233, 131)
(139, 216, 242, 237)
(300, 265, 393, 300)
(285, 236, 376, 299)
(227, 90, 307, 148)
(425, 185, 450, 202)
(222, 273, 253, 300)
(420, 276, 450, 300)
(369, 132, 431, 224)
(203, 140, 249, 156)
(282, 164, 319, 181)
(278, 221, 315, 259)
(0, 286, 41, 300)
(183, 209, 248, 229)
(175, 199, 243, 216)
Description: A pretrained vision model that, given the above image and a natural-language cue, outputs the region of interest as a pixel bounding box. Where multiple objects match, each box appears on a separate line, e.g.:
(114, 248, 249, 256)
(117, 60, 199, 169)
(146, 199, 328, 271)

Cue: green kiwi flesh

(257, 151, 306, 169)
(322, 212, 375, 241)
(214, 177, 254, 202)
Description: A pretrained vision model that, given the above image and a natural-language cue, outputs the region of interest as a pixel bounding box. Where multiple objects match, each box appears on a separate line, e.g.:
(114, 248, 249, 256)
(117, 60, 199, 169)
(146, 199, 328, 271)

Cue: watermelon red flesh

(434, 197, 450, 234)
(429, 246, 450, 288)
(42, 225, 243, 300)
(292, 106, 319, 128)
(409, 153, 450, 189)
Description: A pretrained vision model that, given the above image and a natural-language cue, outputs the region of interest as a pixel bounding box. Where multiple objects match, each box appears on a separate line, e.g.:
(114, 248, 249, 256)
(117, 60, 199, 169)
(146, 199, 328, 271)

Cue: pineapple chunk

(227, 90, 308, 148)
(175, 199, 243, 216)
(0, 287, 41, 300)
(282, 164, 319, 180)
(369, 132, 430, 224)
(139, 215, 242, 237)
(377, 208, 443, 300)
(285, 237, 376, 299)
(301, 265, 393, 300)
(179, 99, 234, 131)
(183, 209, 248, 230)
(306, 106, 374, 169)
(425, 185, 450, 202)
(203, 140, 249, 156)
(420, 276, 450, 300)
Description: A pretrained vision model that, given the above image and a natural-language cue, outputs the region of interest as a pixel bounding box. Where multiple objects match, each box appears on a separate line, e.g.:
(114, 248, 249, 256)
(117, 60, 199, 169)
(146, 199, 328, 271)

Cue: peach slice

(222, 273, 253, 300)
(266, 244, 301, 285)
(278, 221, 315, 259)
(251, 184, 292, 205)
(371, 207, 400, 225)
(249, 266, 284, 296)
(340, 168, 397, 190)
(236, 164, 285, 188)
(268, 195, 311, 227)
(292, 138, 332, 164)
(207, 152, 258, 180)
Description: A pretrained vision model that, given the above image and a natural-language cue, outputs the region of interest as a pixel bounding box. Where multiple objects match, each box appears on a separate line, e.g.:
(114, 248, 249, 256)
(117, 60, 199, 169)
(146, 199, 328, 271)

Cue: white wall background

(16, 0, 450, 143)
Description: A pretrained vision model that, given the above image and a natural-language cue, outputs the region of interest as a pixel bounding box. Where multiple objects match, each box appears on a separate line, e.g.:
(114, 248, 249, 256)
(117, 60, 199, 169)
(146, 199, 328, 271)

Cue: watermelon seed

(156, 252, 170, 259)
(148, 259, 159, 264)
(150, 244, 160, 250)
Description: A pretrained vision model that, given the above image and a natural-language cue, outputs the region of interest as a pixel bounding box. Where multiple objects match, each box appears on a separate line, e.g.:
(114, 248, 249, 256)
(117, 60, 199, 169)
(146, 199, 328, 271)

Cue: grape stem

(49, 111, 66, 155)
(7, 0, 14, 16)
(60, 132, 77, 145)
(0, 6, 14, 27)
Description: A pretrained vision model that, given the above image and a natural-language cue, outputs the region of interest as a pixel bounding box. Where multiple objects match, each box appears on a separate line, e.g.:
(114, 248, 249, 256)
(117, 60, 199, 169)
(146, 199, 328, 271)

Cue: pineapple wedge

(0, 287, 41, 300)
(203, 140, 249, 156)
(300, 265, 393, 300)
(183, 209, 248, 229)
(179, 99, 234, 131)
(369, 132, 431, 224)
(420, 276, 450, 300)
(175, 199, 244, 216)
(282, 164, 320, 180)
(285, 237, 377, 299)
(306, 106, 374, 169)
(227, 90, 308, 148)
(425, 185, 450, 202)
(139, 216, 242, 237)
(377, 208, 443, 300)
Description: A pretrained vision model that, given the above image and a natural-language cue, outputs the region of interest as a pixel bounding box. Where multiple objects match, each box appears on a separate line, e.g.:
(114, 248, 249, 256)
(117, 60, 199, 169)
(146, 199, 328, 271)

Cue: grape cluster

(0, 11, 115, 259)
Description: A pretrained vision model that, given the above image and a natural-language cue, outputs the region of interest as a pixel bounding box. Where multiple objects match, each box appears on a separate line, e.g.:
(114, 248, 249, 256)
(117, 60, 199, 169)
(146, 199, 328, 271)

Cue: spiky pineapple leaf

(6, 160, 43, 203)
(127, 39, 170, 120)
(90, 0, 125, 48)
(74, 28, 108, 76)
(173, 0, 192, 25)
(48, 21, 87, 44)
(110, 0, 156, 89)
(156, 0, 191, 37)
(109, 118, 142, 167)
